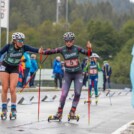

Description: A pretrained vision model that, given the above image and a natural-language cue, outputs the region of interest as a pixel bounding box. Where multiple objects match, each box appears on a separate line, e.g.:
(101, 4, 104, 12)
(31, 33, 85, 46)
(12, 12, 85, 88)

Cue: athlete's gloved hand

(38, 47, 44, 54)
(86, 41, 92, 49)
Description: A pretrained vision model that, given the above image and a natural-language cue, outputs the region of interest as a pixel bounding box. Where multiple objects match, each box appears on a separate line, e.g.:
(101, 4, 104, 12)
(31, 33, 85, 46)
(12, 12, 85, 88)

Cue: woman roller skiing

(42, 32, 92, 121)
(0, 32, 43, 120)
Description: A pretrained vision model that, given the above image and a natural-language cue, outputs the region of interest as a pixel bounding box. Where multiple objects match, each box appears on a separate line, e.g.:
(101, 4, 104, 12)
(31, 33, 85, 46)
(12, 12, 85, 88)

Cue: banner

(130, 45, 134, 108)
(0, 0, 9, 28)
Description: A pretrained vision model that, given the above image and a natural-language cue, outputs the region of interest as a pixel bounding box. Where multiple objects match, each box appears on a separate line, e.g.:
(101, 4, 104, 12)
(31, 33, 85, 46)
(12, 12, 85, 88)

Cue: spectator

(53, 56, 63, 89)
(29, 54, 38, 87)
(17, 55, 25, 88)
(22, 52, 31, 87)
(102, 61, 112, 92)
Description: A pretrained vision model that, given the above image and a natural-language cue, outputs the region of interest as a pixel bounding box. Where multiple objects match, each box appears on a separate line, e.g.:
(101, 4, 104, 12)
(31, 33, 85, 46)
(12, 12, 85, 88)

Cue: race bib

(0, 65, 6, 71)
(65, 59, 79, 67)
(89, 69, 97, 74)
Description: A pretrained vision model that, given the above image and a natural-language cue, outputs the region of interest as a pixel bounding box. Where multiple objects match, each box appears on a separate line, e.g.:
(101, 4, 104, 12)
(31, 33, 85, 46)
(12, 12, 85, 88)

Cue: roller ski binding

(1, 108, 7, 120)
(9, 108, 17, 120)
(48, 108, 62, 122)
(68, 107, 79, 122)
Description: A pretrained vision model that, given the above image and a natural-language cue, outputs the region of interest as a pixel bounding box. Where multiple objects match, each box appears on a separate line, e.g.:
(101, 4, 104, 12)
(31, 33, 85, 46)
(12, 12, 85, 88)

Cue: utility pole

(56, 0, 61, 23)
(65, 0, 68, 24)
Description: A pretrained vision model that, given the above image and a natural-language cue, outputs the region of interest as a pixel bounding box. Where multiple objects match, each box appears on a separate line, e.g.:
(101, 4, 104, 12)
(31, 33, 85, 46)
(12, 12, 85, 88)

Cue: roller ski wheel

(68, 114, 79, 122)
(9, 111, 16, 120)
(1, 112, 7, 120)
(48, 115, 62, 122)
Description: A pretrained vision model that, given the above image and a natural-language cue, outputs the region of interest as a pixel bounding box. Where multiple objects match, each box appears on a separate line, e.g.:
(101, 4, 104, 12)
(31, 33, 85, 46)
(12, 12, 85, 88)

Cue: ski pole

(18, 55, 48, 93)
(38, 53, 42, 121)
(88, 83, 90, 125)
(87, 41, 92, 125)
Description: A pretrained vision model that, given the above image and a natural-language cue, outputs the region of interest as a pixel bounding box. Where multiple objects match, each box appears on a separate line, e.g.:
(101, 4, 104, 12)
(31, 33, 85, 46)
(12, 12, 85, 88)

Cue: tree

(87, 20, 119, 60)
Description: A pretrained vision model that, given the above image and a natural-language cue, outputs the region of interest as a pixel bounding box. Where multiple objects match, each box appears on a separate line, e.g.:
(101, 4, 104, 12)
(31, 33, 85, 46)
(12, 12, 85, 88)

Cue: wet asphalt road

(0, 90, 133, 134)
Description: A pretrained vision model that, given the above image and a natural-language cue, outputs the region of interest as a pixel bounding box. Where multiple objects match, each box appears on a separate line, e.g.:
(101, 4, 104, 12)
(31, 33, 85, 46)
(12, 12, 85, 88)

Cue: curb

(112, 120, 134, 134)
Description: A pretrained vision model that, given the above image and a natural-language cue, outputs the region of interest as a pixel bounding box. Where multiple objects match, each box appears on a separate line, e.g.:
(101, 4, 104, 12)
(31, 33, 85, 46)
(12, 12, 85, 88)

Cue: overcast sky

(130, 0, 134, 3)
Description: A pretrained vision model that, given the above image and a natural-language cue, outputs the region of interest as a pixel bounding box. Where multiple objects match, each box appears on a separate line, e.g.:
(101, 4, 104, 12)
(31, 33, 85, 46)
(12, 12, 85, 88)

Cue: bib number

(65, 59, 79, 67)
(89, 69, 97, 74)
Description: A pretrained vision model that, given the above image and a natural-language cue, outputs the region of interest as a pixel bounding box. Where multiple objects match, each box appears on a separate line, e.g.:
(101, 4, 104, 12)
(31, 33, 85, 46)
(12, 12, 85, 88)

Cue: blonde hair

(31, 54, 36, 59)
(56, 56, 61, 61)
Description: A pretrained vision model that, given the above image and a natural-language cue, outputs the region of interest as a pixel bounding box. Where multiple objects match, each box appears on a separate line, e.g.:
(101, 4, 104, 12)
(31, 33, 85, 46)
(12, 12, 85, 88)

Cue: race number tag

(65, 59, 79, 67)
(89, 69, 97, 74)
(0, 65, 6, 71)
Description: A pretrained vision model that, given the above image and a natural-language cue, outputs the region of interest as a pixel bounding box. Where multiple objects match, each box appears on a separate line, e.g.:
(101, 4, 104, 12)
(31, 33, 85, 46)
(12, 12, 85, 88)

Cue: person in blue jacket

(22, 51, 31, 87)
(29, 54, 38, 87)
(53, 56, 63, 89)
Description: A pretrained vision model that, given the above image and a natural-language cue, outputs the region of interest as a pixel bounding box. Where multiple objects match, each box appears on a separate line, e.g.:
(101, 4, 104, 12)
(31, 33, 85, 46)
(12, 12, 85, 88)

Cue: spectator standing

(17, 55, 25, 88)
(53, 56, 63, 89)
(22, 52, 31, 87)
(102, 61, 112, 91)
(29, 54, 38, 87)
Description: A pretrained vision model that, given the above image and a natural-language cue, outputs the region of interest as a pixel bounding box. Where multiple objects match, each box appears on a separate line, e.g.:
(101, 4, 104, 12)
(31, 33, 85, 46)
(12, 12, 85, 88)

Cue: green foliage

(111, 39, 134, 84)
(1, 0, 134, 84)
(87, 20, 119, 60)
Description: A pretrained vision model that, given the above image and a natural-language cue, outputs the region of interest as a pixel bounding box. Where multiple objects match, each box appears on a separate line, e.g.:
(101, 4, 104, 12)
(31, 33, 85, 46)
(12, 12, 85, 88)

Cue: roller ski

(48, 108, 62, 122)
(9, 107, 17, 120)
(1, 109, 7, 120)
(1, 104, 7, 120)
(68, 107, 79, 122)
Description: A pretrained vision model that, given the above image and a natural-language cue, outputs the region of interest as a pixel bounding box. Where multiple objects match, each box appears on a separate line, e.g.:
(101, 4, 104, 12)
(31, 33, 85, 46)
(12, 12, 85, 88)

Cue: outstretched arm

(78, 41, 92, 56)
(43, 47, 62, 55)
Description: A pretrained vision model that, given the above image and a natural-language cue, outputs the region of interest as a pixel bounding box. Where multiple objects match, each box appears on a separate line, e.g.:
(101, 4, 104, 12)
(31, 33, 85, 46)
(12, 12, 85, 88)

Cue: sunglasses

(16, 39, 24, 43)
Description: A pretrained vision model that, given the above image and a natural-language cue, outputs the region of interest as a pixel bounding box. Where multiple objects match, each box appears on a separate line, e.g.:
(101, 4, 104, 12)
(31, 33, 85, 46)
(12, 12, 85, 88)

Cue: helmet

(103, 60, 108, 64)
(12, 32, 25, 40)
(63, 32, 75, 41)
(90, 53, 100, 58)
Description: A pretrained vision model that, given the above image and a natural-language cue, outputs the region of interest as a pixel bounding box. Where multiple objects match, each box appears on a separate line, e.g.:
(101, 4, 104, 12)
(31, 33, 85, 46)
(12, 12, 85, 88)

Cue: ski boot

(9, 107, 17, 120)
(48, 108, 62, 122)
(68, 107, 79, 122)
(95, 97, 98, 105)
(1, 108, 7, 120)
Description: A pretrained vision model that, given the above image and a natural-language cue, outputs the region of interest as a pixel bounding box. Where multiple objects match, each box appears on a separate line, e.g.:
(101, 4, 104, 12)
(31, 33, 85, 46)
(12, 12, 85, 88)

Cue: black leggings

(59, 71, 83, 109)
